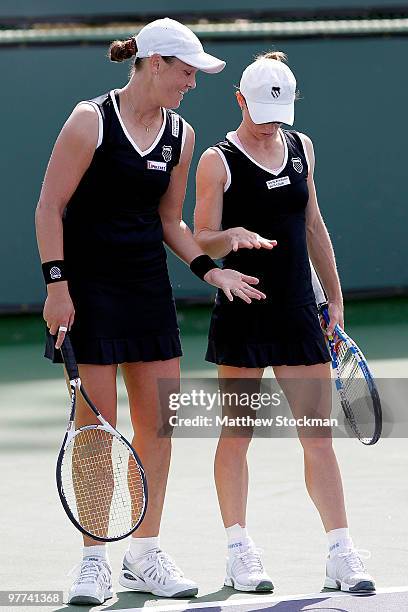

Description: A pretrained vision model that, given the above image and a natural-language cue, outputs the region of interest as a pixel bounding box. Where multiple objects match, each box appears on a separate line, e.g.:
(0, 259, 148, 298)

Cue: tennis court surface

(1, 301, 408, 611)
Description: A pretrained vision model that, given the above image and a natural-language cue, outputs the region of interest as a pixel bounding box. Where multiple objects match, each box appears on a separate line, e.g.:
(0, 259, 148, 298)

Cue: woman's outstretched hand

(226, 227, 277, 252)
(204, 268, 266, 303)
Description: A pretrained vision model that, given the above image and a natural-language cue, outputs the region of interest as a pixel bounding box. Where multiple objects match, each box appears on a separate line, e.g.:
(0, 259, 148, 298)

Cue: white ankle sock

(327, 528, 353, 556)
(83, 545, 108, 561)
(226, 524, 251, 554)
(128, 536, 160, 560)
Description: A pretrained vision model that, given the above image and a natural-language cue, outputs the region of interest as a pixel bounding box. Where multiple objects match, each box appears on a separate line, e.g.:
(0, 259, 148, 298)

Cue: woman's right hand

(43, 282, 75, 349)
(226, 227, 277, 252)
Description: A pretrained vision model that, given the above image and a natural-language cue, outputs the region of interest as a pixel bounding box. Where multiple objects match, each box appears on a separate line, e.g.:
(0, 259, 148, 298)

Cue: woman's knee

(300, 434, 333, 454)
(217, 432, 253, 457)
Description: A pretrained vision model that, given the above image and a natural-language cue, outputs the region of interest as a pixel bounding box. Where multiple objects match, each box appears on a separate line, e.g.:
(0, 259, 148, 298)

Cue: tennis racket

(310, 264, 382, 445)
(56, 334, 148, 541)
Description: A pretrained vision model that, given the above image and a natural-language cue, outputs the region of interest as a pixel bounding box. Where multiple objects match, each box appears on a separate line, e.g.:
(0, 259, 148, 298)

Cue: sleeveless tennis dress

(206, 129, 331, 368)
(45, 90, 185, 364)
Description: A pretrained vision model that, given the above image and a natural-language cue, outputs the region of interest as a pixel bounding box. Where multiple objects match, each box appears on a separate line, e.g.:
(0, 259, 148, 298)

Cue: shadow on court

(50, 588, 407, 612)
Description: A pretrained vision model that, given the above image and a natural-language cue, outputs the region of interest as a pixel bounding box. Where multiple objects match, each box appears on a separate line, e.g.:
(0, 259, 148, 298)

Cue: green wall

(0, 36, 407, 309)
(0, 0, 406, 18)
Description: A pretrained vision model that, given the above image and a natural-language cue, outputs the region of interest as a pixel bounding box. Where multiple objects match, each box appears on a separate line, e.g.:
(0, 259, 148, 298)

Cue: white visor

(244, 99, 295, 125)
(173, 51, 225, 74)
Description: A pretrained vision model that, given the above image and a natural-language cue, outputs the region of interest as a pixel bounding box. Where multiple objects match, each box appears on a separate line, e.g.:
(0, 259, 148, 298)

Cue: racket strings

(335, 340, 378, 442)
(61, 428, 145, 539)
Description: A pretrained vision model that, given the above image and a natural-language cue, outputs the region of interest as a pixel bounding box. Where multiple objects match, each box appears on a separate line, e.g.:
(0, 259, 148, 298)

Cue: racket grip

(60, 335, 79, 380)
(320, 306, 330, 327)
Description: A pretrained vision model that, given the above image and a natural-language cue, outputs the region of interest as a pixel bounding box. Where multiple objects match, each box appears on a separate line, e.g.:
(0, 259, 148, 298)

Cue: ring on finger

(59, 325, 68, 333)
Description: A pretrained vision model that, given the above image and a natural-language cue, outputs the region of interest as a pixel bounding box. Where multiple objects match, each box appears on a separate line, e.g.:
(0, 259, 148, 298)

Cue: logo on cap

(271, 86, 281, 99)
(162, 145, 172, 162)
(292, 157, 303, 173)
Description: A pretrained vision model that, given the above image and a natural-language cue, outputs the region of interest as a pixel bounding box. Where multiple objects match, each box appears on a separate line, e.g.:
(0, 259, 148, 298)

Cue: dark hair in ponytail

(108, 37, 176, 74)
(255, 50, 287, 63)
(108, 37, 138, 62)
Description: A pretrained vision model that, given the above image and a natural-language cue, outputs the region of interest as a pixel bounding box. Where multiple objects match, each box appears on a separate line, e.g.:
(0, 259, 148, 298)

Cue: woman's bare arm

(194, 149, 277, 258)
(302, 133, 344, 331)
(35, 104, 99, 346)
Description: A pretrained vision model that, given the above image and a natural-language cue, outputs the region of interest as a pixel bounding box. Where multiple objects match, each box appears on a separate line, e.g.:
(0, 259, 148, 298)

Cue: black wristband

(42, 260, 66, 285)
(190, 255, 218, 281)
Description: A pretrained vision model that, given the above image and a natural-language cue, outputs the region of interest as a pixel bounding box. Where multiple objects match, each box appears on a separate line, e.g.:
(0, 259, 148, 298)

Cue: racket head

(57, 335, 148, 541)
(319, 304, 382, 445)
(56, 423, 147, 542)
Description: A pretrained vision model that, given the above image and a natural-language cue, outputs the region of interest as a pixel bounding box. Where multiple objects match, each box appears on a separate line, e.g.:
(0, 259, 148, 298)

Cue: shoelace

(155, 550, 184, 579)
(234, 547, 265, 574)
(337, 549, 371, 574)
(69, 559, 110, 585)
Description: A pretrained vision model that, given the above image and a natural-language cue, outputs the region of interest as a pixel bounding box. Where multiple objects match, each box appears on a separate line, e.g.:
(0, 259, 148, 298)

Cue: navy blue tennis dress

(206, 129, 330, 368)
(45, 90, 185, 364)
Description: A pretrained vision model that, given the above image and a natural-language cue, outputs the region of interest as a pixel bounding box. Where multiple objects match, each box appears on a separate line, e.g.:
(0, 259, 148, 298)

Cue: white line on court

(111, 586, 408, 612)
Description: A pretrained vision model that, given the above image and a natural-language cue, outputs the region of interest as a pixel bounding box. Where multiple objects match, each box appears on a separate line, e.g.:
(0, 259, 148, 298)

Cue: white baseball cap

(135, 18, 226, 74)
(239, 58, 296, 125)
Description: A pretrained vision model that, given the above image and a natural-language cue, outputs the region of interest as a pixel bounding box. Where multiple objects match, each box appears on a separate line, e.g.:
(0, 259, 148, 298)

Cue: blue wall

(0, 0, 406, 18)
(0, 35, 407, 309)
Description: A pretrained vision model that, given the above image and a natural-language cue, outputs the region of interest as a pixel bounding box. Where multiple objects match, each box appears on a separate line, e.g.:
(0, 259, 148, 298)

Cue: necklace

(126, 91, 159, 133)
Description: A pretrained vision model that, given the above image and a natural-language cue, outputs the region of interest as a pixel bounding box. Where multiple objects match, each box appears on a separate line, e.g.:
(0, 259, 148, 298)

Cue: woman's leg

(273, 362, 347, 531)
(118, 358, 198, 597)
(215, 365, 273, 592)
(273, 362, 375, 592)
(214, 365, 263, 528)
(120, 357, 180, 537)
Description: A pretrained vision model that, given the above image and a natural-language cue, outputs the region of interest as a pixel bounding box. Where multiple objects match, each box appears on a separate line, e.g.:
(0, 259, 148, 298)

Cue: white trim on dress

(77, 101, 103, 149)
(298, 133, 311, 175)
(110, 90, 166, 157)
(226, 129, 288, 176)
(211, 147, 231, 192)
(181, 117, 188, 156)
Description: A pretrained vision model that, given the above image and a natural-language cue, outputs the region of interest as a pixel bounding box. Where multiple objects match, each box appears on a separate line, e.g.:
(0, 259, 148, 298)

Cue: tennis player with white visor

(195, 53, 376, 593)
(36, 18, 269, 605)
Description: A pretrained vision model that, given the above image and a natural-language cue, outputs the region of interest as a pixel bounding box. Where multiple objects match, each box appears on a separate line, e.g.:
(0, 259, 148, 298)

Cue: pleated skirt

(45, 274, 182, 365)
(206, 299, 330, 368)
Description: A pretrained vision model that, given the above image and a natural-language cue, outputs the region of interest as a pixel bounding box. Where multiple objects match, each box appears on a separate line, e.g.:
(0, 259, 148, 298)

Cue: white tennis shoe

(119, 548, 198, 598)
(68, 556, 113, 605)
(225, 542, 274, 592)
(325, 548, 376, 592)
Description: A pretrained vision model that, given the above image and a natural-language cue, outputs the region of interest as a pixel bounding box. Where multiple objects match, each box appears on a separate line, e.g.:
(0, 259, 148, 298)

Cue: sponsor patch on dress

(266, 176, 291, 189)
(147, 160, 167, 171)
(171, 114, 180, 137)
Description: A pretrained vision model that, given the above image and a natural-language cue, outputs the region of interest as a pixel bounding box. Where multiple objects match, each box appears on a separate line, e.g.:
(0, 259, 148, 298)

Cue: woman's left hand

(204, 268, 266, 303)
(326, 302, 344, 336)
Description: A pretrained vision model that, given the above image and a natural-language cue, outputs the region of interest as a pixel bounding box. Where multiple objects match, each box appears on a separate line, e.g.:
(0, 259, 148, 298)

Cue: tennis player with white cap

(135, 17, 225, 73)
(239, 57, 296, 125)
(195, 52, 376, 594)
(36, 18, 269, 605)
